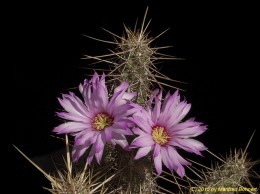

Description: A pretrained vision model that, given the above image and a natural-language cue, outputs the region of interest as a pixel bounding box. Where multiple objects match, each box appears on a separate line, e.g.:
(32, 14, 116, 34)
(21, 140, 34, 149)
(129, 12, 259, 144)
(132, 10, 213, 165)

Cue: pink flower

(130, 89, 207, 177)
(53, 72, 138, 165)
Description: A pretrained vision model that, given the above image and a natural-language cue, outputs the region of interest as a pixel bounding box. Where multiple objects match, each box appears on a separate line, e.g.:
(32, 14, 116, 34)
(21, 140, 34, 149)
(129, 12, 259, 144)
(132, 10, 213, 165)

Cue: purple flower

(53, 72, 138, 165)
(130, 89, 207, 177)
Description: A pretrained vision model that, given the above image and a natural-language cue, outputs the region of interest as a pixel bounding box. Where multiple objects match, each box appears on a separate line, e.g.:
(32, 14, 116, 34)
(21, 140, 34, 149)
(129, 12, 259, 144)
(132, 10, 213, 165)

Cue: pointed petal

(131, 135, 155, 147)
(169, 138, 207, 156)
(153, 143, 161, 158)
(95, 147, 104, 165)
(109, 82, 128, 107)
(134, 146, 152, 160)
(95, 133, 106, 153)
(122, 92, 136, 100)
(170, 102, 191, 127)
(72, 145, 88, 162)
(147, 89, 160, 112)
(104, 127, 113, 141)
(161, 90, 179, 115)
(62, 92, 92, 118)
(161, 91, 171, 112)
(114, 81, 129, 94)
(161, 147, 173, 172)
(96, 84, 108, 108)
(111, 132, 129, 150)
(56, 112, 89, 123)
(112, 127, 133, 135)
(170, 122, 207, 138)
(130, 115, 152, 133)
(94, 133, 106, 164)
(153, 145, 162, 175)
(152, 90, 162, 123)
(167, 146, 190, 178)
(74, 130, 97, 146)
(132, 127, 146, 136)
(87, 144, 96, 165)
(53, 122, 89, 134)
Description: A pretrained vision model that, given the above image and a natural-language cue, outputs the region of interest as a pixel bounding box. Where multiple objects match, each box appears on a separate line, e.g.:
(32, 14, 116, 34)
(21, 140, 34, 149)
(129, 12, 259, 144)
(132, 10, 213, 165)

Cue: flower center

(92, 113, 113, 131)
(152, 126, 170, 145)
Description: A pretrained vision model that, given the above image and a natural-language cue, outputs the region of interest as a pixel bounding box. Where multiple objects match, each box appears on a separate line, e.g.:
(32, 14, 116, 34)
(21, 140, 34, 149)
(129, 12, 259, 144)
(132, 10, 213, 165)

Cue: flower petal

(56, 112, 89, 123)
(108, 82, 129, 109)
(87, 144, 96, 165)
(74, 130, 97, 146)
(94, 133, 106, 164)
(169, 121, 207, 138)
(153, 143, 161, 158)
(115, 116, 136, 126)
(95, 133, 106, 153)
(111, 132, 129, 150)
(95, 147, 104, 165)
(153, 144, 162, 175)
(112, 127, 133, 135)
(104, 127, 113, 141)
(122, 92, 136, 101)
(72, 144, 88, 162)
(62, 92, 92, 118)
(147, 89, 160, 114)
(169, 138, 207, 156)
(134, 146, 152, 160)
(113, 103, 142, 119)
(166, 146, 190, 178)
(160, 90, 179, 117)
(164, 101, 191, 129)
(53, 122, 89, 134)
(130, 115, 152, 133)
(131, 135, 155, 148)
(152, 90, 162, 123)
(132, 127, 146, 136)
(161, 147, 173, 172)
(98, 73, 109, 107)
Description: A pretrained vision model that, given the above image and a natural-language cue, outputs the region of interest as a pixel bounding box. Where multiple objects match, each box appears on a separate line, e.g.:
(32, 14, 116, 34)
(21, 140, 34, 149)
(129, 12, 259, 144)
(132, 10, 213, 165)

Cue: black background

(10, 1, 259, 193)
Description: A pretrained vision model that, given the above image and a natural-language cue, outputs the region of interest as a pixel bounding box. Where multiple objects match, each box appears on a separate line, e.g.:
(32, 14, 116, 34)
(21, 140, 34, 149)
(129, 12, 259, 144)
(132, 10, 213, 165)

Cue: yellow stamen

(92, 113, 113, 131)
(152, 126, 170, 145)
